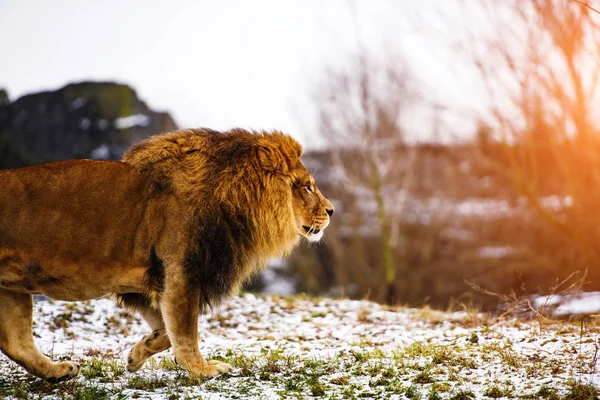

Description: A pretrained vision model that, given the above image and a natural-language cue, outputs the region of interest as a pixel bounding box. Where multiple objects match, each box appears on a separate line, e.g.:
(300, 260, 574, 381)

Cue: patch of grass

(307, 374, 326, 396)
(448, 367, 460, 382)
(330, 375, 350, 385)
(80, 358, 124, 382)
(72, 384, 117, 400)
(563, 380, 598, 400)
(105, 360, 125, 378)
(469, 332, 479, 344)
(413, 369, 435, 384)
(204, 380, 223, 393)
(0, 378, 52, 399)
(450, 389, 476, 400)
(165, 389, 184, 400)
(350, 349, 371, 363)
(484, 385, 512, 398)
(370, 375, 391, 388)
(430, 347, 453, 365)
(365, 361, 389, 377)
(233, 379, 253, 395)
(284, 375, 304, 392)
(535, 385, 560, 400)
(403, 342, 433, 358)
(399, 342, 477, 373)
(483, 342, 522, 368)
(428, 387, 443, 400)
(81, 358, 106, 380)
(311, 310, 327, 318)
(341, 383, 361, 399)
(303, 355, 333, 373)
(548, 360, 565, 376)
(0, 375, 125, 400)
(356, 307, 371, 322)
(227, 352, 257, 377)
(406, 385, 423, 399)
(432, 382, 451, 393)
(263, 350, 286, 373)
(159, 357, 180, 371)
(449, 355, 477, 369)
(382, 378, 406, 394)
(126, 375, 170, 390)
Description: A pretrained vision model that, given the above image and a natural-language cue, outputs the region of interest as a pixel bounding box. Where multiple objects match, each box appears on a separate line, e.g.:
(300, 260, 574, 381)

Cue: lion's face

(291, 165, 334, 243)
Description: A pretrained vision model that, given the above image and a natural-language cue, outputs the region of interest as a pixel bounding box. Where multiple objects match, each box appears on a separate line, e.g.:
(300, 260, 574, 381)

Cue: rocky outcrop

(0, 82, 178, 168)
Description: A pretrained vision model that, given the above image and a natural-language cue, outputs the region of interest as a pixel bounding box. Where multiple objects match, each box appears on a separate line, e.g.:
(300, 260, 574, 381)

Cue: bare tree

(461, 0, 600, 285)
(314, 53, 420, 304)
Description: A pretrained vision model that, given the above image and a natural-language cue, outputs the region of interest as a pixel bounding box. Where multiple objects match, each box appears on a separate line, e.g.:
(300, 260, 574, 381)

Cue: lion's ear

(257, 146, 288, 174)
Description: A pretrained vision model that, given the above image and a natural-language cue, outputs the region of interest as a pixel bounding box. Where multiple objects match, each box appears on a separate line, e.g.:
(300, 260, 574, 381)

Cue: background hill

(0, 82, 177, 168)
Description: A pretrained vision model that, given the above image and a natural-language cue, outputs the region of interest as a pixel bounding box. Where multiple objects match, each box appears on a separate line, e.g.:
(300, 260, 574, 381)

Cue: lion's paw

(126, 329, 171, 372)
(195, 360, 231, 378)
(45, 361, 80, 383)
(181, 358, 232, 378)
(126, 345, 147, 372)
(207, 359, 232, 374)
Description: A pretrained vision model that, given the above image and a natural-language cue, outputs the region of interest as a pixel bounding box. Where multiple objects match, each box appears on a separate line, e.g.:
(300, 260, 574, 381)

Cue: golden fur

(0, 128, 333, 380)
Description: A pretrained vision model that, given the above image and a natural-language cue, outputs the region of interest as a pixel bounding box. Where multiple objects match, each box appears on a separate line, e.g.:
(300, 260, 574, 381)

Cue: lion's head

(289, 164, 334, 243)
(123, 128, 333, 306)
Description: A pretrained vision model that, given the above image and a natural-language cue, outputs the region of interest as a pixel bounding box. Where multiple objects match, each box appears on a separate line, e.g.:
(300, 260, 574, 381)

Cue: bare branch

(571, 0, 600, 15)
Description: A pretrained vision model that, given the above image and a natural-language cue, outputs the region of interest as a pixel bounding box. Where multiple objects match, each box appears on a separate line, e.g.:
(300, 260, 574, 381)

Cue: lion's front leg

(0, 289, 80, 381)
(160, 274, 231, 378)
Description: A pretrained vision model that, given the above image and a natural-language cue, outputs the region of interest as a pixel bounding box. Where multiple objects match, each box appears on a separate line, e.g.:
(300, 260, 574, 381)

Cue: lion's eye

(306, 185, 315, 193)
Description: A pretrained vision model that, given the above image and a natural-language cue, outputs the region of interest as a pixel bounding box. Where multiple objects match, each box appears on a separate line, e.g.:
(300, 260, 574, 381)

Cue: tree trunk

(385, 281, 397, 306)
(372, 159, 397, 305)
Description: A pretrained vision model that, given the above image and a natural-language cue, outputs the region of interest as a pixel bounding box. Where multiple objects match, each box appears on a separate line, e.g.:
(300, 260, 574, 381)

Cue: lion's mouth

(302, 225, 321, 234)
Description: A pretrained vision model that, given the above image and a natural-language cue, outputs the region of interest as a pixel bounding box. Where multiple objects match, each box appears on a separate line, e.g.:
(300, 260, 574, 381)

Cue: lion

(0, 128, 334, 381)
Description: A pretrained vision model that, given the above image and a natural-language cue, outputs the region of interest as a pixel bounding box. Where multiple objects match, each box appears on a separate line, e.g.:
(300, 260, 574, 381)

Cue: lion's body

(0, 160, 166, 301)
(0, 129, 333, 380)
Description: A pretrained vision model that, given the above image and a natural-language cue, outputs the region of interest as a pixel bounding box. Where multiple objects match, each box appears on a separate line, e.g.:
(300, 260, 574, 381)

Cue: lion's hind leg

(0, 289, 80, 381)
(119, 294, 172, 372)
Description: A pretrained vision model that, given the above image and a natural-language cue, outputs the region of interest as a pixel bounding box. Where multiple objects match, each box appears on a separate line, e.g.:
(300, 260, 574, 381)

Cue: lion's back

(0, 160, 154, 262)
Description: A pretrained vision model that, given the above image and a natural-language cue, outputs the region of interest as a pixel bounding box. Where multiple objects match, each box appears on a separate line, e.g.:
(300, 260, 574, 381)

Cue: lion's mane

(123, 128, 303, 308)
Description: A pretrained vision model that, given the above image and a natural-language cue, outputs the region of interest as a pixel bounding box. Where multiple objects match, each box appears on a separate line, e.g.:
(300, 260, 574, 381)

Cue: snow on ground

(533, 291, 600, 318)
(0, 294, 599, 399)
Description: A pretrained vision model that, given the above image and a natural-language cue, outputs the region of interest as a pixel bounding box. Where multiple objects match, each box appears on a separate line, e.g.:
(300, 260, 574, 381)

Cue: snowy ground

(0, 294, 599, 399)
(533, 291, 600, 318)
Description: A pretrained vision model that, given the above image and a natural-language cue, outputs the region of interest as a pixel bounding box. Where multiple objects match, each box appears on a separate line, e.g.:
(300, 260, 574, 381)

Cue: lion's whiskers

(301, 221, 317, 239)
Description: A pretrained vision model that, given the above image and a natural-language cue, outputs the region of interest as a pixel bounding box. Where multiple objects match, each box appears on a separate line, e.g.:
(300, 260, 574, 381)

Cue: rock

(0, 81, 178, 167)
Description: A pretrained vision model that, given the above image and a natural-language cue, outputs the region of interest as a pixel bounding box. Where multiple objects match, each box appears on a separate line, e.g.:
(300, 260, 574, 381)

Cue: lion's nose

(326, 208, 334, 217)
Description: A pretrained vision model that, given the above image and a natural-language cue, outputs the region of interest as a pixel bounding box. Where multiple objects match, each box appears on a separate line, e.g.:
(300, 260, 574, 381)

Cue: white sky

(0, 0, 483, 148)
